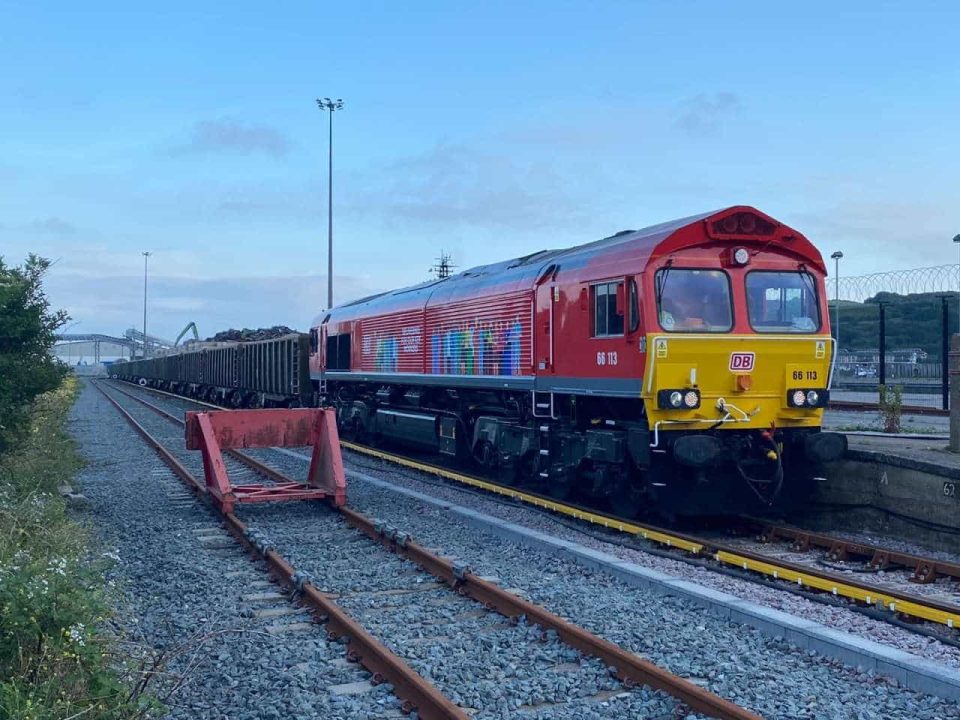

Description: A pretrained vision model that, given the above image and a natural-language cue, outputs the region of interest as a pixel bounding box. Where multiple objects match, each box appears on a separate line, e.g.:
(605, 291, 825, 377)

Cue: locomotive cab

(636, 211, 847, 515)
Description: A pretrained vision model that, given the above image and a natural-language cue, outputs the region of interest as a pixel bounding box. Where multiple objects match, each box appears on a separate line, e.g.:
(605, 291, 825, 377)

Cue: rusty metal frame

(184, 407, 346, 513)
(828, 400, 948, 417)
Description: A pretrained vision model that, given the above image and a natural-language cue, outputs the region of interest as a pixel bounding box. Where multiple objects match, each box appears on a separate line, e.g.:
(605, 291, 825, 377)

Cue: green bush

(0, 379, 157, 719)
(0, 255, 69, 455)
(0, 255, 160, 718)
(878, 383, 903, 434)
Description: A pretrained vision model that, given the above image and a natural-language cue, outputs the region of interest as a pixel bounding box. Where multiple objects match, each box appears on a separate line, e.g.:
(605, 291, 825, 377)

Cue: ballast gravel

(90, 383, 686, 718)
(328, 449, 960, 670)
(68, 382, 406, 719)
(243, 445, 960, 719)
(108, 383, 960, 717)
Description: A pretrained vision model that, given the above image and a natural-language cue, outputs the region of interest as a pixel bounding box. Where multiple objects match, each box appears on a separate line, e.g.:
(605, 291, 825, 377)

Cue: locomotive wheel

(545, 468, 575, 501)
(609, 478, 644, 519)
(343, 417, 362, 442)
(473, 440, 496, 468)
(516, 450, 539, 487)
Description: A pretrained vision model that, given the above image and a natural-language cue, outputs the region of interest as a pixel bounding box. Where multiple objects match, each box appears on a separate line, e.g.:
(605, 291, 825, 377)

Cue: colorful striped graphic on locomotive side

(358, 311, 425, 374)
(426, 293, 533, 376)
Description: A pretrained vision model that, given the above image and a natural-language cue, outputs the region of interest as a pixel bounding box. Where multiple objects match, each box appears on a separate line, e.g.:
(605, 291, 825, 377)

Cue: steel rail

(93, 381, 468, 720)
(745, 520, 960, 584)
(109, 380, 960, 629)
(337, 505, 760, 720)
(102, 380, 762, 720)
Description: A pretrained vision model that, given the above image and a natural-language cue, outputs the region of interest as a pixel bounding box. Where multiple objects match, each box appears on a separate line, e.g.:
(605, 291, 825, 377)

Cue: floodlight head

(830, 251, 843, 260)
(953, 234, 960, 244)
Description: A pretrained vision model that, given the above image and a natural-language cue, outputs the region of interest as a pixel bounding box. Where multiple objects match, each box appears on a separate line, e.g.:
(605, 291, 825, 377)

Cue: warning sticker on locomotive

(729, 352, 755, 372)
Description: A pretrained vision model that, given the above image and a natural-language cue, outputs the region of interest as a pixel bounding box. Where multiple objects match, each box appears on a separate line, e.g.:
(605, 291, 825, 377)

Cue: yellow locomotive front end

(640, 263, 847, 515)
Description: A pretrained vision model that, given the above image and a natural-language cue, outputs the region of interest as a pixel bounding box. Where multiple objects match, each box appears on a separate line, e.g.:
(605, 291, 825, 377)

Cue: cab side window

(592, 281, 624, 337)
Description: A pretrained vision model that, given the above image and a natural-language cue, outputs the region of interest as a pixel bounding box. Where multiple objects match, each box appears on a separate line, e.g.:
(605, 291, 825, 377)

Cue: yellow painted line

(340, 439, 705, 554)
(715, 551, 960, 628)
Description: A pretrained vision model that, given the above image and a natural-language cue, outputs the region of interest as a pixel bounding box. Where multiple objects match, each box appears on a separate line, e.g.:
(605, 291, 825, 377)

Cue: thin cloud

(45, 271, 384, 340)
(168, 118, 291, 158)
(29, 217, 79, 235)
(675, 92, 741, 136)
(345, 142, 590, 231)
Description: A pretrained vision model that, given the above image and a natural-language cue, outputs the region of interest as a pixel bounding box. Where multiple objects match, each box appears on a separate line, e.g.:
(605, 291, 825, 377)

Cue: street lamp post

(316, 97, 344, 310)
(142, 251, 151, 358)
(830, 251, 843, 353)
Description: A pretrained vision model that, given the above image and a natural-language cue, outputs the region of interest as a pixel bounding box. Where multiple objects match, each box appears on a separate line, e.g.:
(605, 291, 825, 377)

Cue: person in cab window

(671, 275, 714, 330)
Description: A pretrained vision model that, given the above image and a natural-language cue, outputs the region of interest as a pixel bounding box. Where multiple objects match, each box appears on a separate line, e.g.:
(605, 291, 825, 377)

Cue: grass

(0, 376, 158, 719)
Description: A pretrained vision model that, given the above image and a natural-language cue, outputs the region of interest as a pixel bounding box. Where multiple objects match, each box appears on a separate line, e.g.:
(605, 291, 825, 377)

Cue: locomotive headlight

(733, 247, 750, 265)
(791, 389, 807, 407)
(658, 389, 698, 410)
(806, 390, 820, 406)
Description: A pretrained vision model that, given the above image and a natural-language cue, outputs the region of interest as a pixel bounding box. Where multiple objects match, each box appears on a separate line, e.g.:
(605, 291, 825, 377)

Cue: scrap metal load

(206, 326, 299, 343)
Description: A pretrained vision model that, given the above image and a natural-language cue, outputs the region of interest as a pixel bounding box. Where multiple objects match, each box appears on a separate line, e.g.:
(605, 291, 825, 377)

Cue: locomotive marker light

(733, 247, 750, 265)
(791, 389, 807, 407)
(806, 390, 820, 406)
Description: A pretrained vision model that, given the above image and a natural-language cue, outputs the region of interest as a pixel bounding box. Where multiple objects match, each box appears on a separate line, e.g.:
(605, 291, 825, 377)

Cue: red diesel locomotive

(310, 206, 846, 517)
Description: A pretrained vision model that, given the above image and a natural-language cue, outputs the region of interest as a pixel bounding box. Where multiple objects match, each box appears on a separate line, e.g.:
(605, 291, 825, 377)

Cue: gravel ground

(105, 382, 960, 718)
(94, 382, 686, 718)
(336, 449, 960, 666)
(241, 502, 681, 719)
(70, 381, 407, 719)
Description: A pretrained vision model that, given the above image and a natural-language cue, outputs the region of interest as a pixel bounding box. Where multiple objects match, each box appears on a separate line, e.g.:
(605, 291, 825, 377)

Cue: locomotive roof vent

(710, 211, 776, 238)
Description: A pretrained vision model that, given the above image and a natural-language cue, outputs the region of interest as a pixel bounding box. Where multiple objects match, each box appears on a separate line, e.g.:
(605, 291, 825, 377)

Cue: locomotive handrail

(827, 336, 838, 390)
(650, 414, 754, 449)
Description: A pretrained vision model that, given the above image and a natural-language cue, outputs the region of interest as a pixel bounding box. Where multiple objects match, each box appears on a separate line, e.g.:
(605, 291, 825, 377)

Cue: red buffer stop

(184, 408, 347, 514)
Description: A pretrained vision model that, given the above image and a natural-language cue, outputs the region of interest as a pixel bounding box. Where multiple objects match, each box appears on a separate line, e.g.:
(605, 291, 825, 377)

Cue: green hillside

(829, 292, 960, 358)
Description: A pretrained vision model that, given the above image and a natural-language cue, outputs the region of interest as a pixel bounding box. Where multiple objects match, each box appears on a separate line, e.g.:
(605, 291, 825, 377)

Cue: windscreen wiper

(655, 259, 674, 309)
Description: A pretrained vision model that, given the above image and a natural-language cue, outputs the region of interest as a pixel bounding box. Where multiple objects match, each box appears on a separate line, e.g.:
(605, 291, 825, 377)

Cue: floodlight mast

(316, 97, 344, 310)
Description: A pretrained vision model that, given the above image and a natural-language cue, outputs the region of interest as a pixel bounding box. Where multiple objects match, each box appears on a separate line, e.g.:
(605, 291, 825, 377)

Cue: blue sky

(2, 1, 958, 339)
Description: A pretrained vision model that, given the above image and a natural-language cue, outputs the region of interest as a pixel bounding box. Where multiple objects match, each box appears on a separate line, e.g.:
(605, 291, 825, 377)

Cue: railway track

(110, 379, 960, 635)
(93, 379, 758, 720)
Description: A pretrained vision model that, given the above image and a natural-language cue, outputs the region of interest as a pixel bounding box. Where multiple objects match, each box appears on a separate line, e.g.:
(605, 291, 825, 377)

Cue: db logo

(729, 352, 755, 371)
